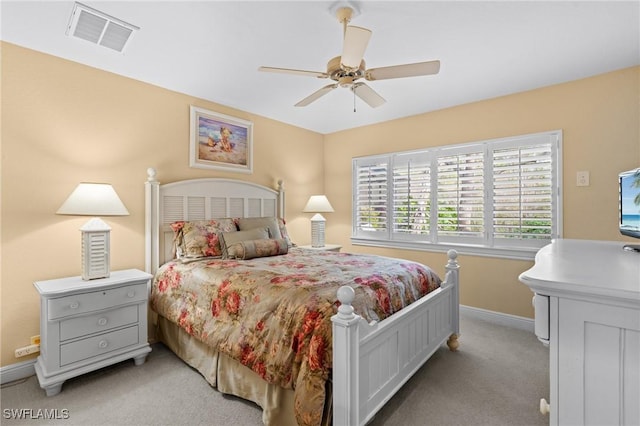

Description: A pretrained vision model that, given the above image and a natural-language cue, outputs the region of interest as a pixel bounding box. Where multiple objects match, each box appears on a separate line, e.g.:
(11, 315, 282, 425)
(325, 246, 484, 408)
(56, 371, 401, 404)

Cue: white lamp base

(80, 218, 111, 280)
(310, 213, 326, 248)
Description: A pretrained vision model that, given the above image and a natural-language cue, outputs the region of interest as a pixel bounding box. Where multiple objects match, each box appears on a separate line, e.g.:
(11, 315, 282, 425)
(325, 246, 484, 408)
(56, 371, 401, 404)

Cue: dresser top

(519, 239, 640, 302)
(34, 269, 153, 296)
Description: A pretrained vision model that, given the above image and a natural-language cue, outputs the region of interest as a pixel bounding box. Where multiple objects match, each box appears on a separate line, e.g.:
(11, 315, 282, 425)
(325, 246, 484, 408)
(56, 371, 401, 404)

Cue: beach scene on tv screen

(621, 173, 640, 231)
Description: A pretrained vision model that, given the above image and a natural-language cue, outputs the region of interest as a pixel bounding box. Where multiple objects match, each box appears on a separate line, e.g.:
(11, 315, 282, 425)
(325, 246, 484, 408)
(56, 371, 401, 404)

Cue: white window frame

(351, 130, 563, 260)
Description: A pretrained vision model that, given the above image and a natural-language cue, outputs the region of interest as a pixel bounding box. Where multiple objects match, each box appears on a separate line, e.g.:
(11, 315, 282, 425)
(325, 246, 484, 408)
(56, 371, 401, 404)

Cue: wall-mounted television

(619, 168, 640, 252)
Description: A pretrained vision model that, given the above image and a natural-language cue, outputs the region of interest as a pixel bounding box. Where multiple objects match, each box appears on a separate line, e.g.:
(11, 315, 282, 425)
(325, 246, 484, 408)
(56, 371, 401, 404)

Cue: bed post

(443, 249, 460, 351)
(145, 167, 160, 274)
(331, 286, 361, 426)
(276, 179, 285, 219)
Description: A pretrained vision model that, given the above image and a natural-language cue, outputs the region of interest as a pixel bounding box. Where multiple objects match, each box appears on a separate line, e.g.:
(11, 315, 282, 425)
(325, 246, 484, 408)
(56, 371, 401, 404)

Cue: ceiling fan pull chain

(353, 87, 356, 112)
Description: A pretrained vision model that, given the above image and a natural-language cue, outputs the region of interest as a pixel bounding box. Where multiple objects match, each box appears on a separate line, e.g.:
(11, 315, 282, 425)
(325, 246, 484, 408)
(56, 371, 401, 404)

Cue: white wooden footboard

(332, 250, 460, 426)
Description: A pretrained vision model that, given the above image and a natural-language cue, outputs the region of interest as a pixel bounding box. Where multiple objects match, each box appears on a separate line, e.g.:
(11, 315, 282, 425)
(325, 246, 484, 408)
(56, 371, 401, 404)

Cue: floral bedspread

(150, 247, 441, 426)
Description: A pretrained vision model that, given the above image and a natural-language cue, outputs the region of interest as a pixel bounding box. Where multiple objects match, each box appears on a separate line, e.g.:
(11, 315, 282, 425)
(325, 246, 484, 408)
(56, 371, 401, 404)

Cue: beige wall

(2, 41, 638, 368)
(0, 43, 324, 366)
(324, 65, 640, 320)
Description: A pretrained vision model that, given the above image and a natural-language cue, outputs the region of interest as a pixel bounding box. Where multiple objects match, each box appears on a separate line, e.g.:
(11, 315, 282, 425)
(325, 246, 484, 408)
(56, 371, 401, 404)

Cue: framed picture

(189, 106, 253, 173)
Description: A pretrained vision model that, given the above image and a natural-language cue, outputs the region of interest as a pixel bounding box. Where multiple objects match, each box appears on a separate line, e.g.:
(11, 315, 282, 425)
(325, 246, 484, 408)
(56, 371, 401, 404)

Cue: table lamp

(57, 183, 129, 280)
(303, 195, 334, 247)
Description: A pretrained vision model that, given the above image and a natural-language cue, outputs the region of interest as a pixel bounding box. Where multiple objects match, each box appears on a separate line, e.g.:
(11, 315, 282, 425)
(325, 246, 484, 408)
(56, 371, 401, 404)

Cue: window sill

(351, 237, 541, 261)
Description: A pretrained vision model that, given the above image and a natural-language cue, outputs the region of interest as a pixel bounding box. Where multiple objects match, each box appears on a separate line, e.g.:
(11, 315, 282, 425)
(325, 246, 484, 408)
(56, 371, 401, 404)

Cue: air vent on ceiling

(66, 2, 139, 53)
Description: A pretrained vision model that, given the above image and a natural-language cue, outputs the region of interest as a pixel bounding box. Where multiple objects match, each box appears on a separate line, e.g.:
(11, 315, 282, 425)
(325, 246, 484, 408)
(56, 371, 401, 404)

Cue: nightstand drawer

(59, 305, 139, 341)
(60, 325, 139, 366)
(48, 283, 147, 320)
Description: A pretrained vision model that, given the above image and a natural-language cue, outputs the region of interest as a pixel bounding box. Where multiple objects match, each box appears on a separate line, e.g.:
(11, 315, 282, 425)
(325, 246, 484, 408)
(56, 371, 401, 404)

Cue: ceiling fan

(258, 5, 440, 108)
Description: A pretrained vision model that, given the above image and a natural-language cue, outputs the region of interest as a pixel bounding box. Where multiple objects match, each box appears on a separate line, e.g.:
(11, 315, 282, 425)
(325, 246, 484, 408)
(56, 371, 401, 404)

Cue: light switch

(577, 171, 590, 187)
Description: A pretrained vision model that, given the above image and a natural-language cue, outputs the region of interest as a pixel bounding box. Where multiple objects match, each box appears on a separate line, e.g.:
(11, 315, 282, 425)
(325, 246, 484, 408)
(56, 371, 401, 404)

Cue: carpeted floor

(1, 312, 549, 425)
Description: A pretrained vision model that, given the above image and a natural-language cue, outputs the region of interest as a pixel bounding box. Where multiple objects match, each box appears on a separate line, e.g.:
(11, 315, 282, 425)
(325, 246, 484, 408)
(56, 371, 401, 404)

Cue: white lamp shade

(303, 195, 334, 213)
(303, 195, 333, 248)
(57, 183, 129, 216)
(57, 182, 128, 280)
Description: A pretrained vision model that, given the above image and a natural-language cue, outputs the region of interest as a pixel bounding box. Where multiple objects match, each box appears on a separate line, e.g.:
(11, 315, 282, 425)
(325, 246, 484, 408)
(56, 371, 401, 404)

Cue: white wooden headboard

(144, 168, 284, 273)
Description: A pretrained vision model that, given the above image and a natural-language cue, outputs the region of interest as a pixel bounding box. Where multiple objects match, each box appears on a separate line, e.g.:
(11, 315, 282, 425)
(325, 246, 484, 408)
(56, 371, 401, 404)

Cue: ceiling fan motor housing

(327, 56, 365, 86)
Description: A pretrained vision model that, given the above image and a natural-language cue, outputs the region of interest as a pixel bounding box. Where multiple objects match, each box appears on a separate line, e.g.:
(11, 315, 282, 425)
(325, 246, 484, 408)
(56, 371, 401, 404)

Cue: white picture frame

(189, 106, 253, 174)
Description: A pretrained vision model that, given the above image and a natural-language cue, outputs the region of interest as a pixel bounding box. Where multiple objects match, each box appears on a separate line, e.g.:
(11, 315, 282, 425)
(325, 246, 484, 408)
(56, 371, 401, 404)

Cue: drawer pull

(97, 317, 108, 326)
(126, 291, 135, 298)
(98, 340, 109, 349)
(70, 301, 79, 309)
(540, 398, 550, 415)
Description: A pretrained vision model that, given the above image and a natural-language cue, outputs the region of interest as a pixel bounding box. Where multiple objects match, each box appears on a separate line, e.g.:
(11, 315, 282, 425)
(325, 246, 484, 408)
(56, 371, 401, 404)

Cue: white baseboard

(0, 358, 36, 385)
(460, 305, 534, 333)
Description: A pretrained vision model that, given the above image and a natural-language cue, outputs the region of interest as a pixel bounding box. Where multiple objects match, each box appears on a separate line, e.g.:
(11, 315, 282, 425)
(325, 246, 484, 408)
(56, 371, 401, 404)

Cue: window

(352, 131, 562, 259)
(392, 152, 430, 239)
(354, 156, 388, 237)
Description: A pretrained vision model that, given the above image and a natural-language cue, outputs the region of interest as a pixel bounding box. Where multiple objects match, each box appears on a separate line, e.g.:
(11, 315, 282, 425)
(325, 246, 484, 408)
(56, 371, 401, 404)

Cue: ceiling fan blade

(341, 26, 372, 69)
(295, 84, 339, 107)
(352, 83, 386, 108)
(258, 66, 328, 79)
(366, 60, 440, 81)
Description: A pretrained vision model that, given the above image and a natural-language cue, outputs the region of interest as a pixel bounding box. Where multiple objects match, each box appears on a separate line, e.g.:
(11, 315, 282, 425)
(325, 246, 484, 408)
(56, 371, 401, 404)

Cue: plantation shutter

(354, 157, 389, 237)
(492, 136, 557, 247)
(436, 148, 485, 243)
(352, 130, 561, 258)
(392, 152, 431, 239)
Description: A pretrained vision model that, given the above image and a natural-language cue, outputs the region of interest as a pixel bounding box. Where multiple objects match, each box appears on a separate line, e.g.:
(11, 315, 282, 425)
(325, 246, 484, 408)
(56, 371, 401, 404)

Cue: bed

(144, 168, 460, 426)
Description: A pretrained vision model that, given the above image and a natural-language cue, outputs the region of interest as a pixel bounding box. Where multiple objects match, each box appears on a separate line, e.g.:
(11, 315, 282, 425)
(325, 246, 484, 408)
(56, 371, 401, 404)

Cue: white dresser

(519, 239, 640, 425)
(34, 269, 153, 396)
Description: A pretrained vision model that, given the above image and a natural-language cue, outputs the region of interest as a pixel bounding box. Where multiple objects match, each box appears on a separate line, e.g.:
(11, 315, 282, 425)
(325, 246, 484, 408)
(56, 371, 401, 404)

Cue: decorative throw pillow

(170, 219, 237, 259)
(237, 217, 282, 240)
(220, 227, 269, 259)
(277, 218, 294, 248)
(228, 238, 289, 260)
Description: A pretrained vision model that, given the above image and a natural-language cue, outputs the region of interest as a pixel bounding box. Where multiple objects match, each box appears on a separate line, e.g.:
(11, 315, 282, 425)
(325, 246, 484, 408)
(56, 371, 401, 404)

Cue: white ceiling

(2, 1, 639, 134)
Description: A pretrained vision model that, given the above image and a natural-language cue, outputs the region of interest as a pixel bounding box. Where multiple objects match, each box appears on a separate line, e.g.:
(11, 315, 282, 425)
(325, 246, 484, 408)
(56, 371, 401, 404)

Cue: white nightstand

(33, 269, 153, 396)
(299, 244, 342, 252)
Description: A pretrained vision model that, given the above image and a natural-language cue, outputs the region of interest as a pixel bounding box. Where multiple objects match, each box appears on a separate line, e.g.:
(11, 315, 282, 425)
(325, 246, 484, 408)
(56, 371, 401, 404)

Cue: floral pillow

(170, 219, 237, 259)
(227, 238, 289, 260)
